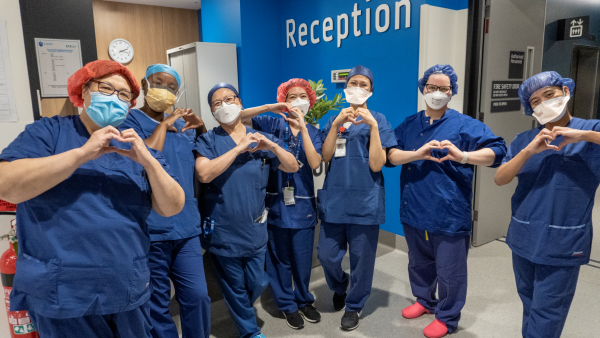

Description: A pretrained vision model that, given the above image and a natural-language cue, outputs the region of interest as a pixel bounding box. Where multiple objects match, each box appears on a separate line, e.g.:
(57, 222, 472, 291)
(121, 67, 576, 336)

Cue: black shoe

(282, 310, 304, 330)
(340, 310, 361, 331)
(333, 292, 347, 311)
(299, 305, 321, 323)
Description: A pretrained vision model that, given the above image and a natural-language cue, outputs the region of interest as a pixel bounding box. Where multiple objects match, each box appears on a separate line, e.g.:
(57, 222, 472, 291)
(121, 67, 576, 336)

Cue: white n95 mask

(290, 98, 310, 116)
(344, 87, 372, 105)
(424, 91, 451, 110)
(532, 93, 570, 125)
(213, 102, 241, 125)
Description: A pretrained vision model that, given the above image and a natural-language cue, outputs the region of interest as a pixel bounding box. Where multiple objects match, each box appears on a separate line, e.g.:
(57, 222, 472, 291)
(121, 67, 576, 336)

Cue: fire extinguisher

(1, 219, 39, 338)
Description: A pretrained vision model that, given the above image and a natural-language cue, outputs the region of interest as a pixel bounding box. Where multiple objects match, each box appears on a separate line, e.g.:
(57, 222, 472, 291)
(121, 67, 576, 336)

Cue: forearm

(196, 124, 208, 136)
(494, 150, 532, 186)
(195, 149, 240, 183)
(146, 158, 185, 217)
(368, 125, 386, 172)
(466, 148, 496, 166)
(0, 148, 88, 204)
(241, 104, 271, 126)
(144, 123, 168, 152)
(583, 130, 600, 145)
(322, 126, 339, 163)
(274, 146, 300, 173)
(300, 128, 322, 169)
(387, 148, 421, 165)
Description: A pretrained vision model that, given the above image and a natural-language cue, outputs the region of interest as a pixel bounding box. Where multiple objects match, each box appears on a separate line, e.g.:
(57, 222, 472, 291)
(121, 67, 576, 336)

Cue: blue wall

(201, 0, 468, 236)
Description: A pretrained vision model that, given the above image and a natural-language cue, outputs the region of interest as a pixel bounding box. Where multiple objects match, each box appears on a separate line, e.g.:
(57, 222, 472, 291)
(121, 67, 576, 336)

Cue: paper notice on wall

(34, 38, 82, 97)
(0, 20, 18, 122)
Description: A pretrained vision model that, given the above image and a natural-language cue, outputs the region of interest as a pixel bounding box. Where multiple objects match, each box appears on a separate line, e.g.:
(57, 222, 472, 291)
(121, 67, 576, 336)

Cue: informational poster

(557, 15, 590, 41)
(491, 81, 522, 99)
(490, 99, 521, 113)
(508, 51, 525, 79)
(34, 38, 82, 97)
(0, 20, 18, 122)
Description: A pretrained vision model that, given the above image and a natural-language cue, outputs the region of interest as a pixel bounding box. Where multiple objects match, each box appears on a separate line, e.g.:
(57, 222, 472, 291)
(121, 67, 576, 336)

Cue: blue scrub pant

(210, 252, 268, 338)
(265, 224, 315, 314)
(403, 223, 469, 334)
(317, 222, 379, 312)
(29, 305, 151, 338)
(512, 253, 580, 338)
(148, 236, 211, 338)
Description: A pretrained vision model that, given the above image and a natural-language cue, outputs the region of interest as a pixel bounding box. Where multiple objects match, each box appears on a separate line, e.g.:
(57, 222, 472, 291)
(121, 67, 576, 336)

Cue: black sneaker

(340, 310, 361, 331)
(299, 305, 321, 323)
(282, 310, 304, 330)
(333, 292, 347, 311)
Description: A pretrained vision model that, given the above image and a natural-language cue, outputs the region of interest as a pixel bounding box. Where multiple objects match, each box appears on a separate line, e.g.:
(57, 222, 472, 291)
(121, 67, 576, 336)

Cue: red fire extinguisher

(1, 219, 39, 338)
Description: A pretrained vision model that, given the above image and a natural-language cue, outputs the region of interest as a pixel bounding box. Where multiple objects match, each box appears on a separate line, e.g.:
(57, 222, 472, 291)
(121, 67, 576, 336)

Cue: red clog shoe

(423, 319, 448, 338)
(402, 302, 431, 319)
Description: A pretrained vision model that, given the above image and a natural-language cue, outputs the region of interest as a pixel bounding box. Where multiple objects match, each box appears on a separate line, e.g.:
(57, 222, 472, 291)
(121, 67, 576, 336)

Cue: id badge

(297, 160, 304, 169)
(254, 207, 270, 223)
(283, 187, 295, 205)
(335, 138, 347, 158)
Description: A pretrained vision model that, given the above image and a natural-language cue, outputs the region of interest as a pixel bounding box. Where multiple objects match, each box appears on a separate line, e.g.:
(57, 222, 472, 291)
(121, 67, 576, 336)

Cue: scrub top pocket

(129, 255, 150, 303)
(13, 253, 59, 304)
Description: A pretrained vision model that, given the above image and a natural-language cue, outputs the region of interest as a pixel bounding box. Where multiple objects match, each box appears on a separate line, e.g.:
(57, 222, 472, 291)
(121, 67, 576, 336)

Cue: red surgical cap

(67, 60, 140, 108)
(276, 78, 317, 110)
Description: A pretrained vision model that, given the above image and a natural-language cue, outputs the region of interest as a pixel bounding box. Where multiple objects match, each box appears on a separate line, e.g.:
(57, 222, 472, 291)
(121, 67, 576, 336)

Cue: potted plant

(304, 79, 346, 125)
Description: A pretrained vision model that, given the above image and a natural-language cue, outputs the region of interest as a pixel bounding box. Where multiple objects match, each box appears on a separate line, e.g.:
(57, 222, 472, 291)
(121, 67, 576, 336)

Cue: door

(569, 45, 600, 120)
(472, 0, 547, 246)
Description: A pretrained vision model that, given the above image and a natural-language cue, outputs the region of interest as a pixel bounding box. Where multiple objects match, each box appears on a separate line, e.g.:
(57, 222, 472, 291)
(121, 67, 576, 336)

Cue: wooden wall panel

(93, 0, 199, 86)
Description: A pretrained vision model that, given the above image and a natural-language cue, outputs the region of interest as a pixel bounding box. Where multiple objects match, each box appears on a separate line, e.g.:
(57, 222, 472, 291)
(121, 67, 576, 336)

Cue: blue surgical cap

(418, 64, 458, 96)
(145, 64, 181, 87)
(518, 71, 575, 116)
(208, 82, 239, 104)
(345, 65, 374, 91)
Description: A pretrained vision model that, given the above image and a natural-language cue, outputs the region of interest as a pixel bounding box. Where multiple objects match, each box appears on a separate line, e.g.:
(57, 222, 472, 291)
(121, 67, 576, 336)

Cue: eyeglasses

(425, 84, 452, 94)
(211, 95, 238, 110)
(89, 80, 133, 102)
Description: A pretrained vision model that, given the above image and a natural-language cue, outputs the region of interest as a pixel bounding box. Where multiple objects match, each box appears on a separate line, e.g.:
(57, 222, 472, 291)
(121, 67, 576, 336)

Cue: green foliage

(305, 79, 346, 124)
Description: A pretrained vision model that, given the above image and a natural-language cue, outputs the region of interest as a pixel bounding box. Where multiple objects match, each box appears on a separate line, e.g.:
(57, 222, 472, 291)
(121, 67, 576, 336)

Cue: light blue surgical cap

(418, 64, 458, 96)
(208, 82, 239, 104)
(345, 65, 374, 92)
(145, 64, 181, 87)
(518, 71, 575, 116)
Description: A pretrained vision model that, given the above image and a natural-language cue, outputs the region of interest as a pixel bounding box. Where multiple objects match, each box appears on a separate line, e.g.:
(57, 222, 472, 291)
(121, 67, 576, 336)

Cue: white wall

(417, 5, 468, 113)
(0, 0, 34, 235)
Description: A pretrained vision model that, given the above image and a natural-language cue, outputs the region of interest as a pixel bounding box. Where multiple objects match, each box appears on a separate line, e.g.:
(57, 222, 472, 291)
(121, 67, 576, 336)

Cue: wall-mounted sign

(35, 38, 83, 97)
(508, 51, 524, 79)
(490, 99, 521, 113)
(557, 15, 590, 41)
(492, 81, 522, 99)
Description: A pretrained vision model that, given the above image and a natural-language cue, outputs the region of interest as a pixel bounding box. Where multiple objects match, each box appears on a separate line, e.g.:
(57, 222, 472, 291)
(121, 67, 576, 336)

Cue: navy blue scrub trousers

(148, 236, 211, 338)
(403, 223, 469, 334)
(210, 252, 268, 338)
(512, 253, 580, 338)
(317, 222, 379, 312)
(265, 224, 315, 314)
(29, 305, 151, 338)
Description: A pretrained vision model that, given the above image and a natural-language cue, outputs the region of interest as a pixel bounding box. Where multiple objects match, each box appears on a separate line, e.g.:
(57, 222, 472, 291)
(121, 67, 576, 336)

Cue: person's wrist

(74, 147, 92, 164)
(582, 130, 593, 142)
(141, 155, 161, 171)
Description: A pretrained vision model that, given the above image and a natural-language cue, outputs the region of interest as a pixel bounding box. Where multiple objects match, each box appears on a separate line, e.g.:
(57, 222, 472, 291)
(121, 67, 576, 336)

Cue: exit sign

(557, 15, 590, 41)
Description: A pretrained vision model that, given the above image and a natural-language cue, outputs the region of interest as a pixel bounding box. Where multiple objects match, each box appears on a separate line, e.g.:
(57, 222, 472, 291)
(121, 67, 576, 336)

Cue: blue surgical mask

(85, 92, 130, 128)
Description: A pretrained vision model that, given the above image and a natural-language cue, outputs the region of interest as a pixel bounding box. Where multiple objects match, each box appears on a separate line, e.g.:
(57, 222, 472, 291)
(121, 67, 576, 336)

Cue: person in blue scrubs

(0, 60, 184, 338)
(318, 65, 396, 331)
(240, 78, 323, 330)
(195, 82, 299, 338)
(495, 71, 600, 338)
(120, 64, 210, 338)
(387, 64, 506, 338)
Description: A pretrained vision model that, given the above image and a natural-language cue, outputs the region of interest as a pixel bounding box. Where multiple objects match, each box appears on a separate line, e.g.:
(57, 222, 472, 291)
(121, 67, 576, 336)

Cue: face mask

(423, 91, 451, 110)
(532, 92, 570, 125)
(213, 102, 241, 125)
(290, 98, 310, 115)
(144, 79, 177, 112)
(344, 87, 372, 105)
(85, 91, 130, 128)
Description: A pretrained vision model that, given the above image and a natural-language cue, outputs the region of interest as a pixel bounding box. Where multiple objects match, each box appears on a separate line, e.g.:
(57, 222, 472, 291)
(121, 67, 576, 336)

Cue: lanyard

(202, 217, 214, 237)
(285, 123, 302, 185)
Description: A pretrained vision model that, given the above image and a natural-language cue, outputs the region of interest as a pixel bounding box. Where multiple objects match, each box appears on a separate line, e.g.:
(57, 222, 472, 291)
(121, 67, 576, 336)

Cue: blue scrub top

(504, 117, 600, 266)
(195, 126, 280, 257)
(252, 116, 323, 229)
(394, 109, 507, 236)
(120, 109, 201, 241)
(0, 115, 175, 319)
(317, 110, 396, 225)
